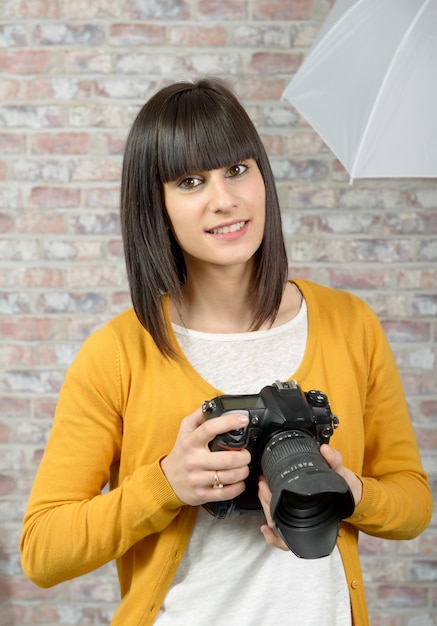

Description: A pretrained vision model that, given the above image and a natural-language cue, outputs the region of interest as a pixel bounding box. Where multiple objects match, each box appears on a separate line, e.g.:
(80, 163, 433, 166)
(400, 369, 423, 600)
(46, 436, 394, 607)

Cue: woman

(21, 78, 432, 626)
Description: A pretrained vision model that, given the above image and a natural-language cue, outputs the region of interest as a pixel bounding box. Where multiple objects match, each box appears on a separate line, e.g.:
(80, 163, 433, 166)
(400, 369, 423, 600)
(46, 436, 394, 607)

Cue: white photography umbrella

(283, 0, 437, 179)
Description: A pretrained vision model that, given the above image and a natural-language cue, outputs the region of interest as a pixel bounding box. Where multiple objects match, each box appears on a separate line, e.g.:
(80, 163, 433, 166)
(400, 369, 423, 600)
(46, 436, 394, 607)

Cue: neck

(174, 267, 256, 333)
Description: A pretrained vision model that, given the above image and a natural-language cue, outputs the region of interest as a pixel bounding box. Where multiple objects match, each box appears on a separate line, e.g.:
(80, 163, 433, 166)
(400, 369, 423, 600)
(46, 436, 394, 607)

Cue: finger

(209, 462, 251, 488)
(320, 443, 342, 471)
(200, 411, 250, 445)
(258, 475, 271, 506)
(178, 406, 206, 433)
(260, 524, 289, 551)
(320, 444, 363, 506)
(203, 449, 252, 477)
(258, 477, 275, 527)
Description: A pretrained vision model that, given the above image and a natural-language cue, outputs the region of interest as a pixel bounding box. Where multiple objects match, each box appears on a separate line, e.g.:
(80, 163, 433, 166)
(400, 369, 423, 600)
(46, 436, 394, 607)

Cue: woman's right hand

(160, 407, 251, 506)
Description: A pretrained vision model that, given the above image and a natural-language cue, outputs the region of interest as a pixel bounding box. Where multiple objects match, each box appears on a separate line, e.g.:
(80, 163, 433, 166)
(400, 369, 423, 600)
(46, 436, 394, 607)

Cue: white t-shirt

(156, 300, 351, 625)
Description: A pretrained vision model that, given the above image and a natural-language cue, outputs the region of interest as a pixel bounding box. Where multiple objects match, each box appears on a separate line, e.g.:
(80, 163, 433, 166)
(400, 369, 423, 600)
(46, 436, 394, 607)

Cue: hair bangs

(157, 87, 261, 183)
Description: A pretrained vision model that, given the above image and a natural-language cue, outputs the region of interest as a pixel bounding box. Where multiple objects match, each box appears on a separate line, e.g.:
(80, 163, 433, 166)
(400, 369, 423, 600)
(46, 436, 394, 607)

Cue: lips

(208, 220, 247, 235)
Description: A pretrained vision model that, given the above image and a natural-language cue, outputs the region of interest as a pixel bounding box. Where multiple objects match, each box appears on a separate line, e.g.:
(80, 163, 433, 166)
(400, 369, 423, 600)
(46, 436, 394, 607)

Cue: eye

(177, 175, 203, 190)
(227, 163, 249, 177)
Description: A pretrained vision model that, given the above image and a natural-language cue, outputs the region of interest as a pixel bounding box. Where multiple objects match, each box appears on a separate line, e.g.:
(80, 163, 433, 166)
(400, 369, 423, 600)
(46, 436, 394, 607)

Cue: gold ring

(212, 471, 224, 489)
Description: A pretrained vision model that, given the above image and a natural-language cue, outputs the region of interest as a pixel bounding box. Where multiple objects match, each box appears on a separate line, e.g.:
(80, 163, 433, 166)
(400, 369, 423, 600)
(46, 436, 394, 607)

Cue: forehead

(156, 94, 260, 182)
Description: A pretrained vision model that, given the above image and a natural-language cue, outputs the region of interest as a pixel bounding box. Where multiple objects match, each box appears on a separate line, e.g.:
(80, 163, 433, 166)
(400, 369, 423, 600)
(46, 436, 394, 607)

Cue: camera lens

(260, 430, 355, 558)
(280, 491, 333, 518)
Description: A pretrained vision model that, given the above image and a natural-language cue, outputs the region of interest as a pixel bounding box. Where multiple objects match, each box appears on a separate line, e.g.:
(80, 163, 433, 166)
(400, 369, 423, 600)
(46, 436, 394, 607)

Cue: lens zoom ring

(261, 433, 319, 477)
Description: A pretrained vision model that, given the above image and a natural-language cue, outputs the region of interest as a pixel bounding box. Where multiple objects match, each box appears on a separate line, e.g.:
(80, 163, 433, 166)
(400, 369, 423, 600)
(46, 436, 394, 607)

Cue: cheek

(166, 209, 194, 249)
(253, 184, 266, 221)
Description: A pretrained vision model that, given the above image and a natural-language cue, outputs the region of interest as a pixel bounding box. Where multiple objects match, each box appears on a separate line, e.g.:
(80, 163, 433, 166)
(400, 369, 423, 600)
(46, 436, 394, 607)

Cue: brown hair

(120, 77, 288, 358)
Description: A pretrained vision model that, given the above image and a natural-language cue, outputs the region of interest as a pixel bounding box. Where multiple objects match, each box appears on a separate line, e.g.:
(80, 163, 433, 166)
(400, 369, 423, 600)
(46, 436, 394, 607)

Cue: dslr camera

(202, 380, 354, 559)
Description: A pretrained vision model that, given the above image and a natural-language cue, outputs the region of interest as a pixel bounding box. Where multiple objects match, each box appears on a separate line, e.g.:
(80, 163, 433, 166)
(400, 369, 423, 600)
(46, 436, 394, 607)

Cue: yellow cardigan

(21, 280, 432, 626)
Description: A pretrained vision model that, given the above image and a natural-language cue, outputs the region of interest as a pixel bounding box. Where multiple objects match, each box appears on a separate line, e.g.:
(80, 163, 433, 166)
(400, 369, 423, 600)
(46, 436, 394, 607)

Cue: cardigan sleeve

(346, 302, 432, 539)
(20, 323, 185, 588)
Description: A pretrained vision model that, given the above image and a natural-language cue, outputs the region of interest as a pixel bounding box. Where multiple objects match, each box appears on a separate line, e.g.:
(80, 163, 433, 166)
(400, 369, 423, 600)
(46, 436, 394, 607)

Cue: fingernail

(238, 414, 249, 424)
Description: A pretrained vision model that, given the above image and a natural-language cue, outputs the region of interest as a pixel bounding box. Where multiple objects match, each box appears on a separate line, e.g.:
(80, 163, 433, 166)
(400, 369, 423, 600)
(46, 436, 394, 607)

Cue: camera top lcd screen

(221, 395, 265, 410)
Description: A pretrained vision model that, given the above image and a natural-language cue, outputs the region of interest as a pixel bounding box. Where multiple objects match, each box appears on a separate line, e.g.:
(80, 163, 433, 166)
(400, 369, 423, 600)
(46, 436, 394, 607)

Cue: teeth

(211, 221, 245, 235)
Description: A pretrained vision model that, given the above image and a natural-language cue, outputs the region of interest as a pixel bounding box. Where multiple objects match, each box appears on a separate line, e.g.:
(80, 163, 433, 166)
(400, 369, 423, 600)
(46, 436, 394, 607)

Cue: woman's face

(163, 158, 266, 275)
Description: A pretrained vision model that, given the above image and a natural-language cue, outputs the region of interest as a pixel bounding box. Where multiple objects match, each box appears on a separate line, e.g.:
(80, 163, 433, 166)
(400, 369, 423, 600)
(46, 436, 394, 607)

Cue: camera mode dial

(306, 390, 328, 406)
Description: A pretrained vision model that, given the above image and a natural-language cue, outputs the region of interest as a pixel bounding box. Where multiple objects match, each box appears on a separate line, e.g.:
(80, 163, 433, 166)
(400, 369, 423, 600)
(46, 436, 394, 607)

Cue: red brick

(72, 159, 121, 182)
(7, 267, 62, 288)
(16, 213, 66, 234)
(368, 616, 400, 626)
(382, 320, 430, 343)
(328, 269, 391, 290)
(0, 51, 51, 74)
(0, 397, 29, 417)
(107, 239, 124, 258)
(111, 291, 131, 313)
(102, 132, 126, 155)
(260, 133, 283, 156)
(421, 401, 437, 418)
(0, 77, 32, 100)
(0, 133, 26, 153)
(376, 585, 427, 608)
(2, 0, 58, 18)
(64, 265, 124, 288)
(29, 186, 80, 209)
(0, 472, 16, 497)
(0, 344, 34, 366)
(398, 269, 437, 289)
(198, 0, 247, 19)
(254, 0, 313, 20)
(415, 428, 437, 449)
(169, 25, 227, 46)
(401, 372, 436, 395)
(236, 78, 286, 100)
(34, 397, 57, 419)
(250, 51, 302, 73)
(0, 576, 57, 602)
(0, 318, 56, 341)
(31, 132, 90, 154)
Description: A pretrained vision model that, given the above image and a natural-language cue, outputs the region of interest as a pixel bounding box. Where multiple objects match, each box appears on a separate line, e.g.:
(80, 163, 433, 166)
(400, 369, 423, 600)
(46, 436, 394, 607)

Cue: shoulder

(83, 308, 147, 348)
(291, 279, 383, 340)
(69, 308, 154, 376)
(292, 279, 375, 315)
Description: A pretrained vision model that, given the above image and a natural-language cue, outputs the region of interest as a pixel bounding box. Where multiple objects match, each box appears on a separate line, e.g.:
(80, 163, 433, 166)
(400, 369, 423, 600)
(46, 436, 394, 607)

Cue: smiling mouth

(209, 221, 247, 235)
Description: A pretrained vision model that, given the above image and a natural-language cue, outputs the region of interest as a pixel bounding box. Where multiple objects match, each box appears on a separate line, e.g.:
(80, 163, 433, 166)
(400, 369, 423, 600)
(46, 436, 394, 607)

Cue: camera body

(202, 380, 354, 558)
(202, 379, 338, 454)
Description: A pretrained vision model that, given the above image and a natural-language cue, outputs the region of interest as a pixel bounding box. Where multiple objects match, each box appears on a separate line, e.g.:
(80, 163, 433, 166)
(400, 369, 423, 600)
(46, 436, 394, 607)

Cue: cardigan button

(351, 580, 360, 590)
(338, 527, 345, 537)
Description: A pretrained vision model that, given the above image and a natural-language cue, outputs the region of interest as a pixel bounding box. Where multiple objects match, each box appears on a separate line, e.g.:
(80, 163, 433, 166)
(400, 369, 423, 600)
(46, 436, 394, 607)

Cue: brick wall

(0, 1, 436, 624)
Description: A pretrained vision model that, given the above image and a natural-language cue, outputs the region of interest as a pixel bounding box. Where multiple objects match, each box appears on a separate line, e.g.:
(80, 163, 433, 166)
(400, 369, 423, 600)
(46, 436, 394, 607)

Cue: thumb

(320, 443, 342, 471)
(179, 406, 205, 432)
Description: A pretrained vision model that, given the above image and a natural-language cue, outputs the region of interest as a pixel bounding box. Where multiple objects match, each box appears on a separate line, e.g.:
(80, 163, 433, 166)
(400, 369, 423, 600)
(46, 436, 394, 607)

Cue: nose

(207, 172, 237, 212)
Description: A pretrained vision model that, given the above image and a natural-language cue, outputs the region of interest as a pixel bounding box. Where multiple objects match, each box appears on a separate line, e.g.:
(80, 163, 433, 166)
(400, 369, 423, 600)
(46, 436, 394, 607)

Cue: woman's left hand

(320, 444, 363, 506)
(258, 444, 363, 551)
(258, 476, 289, 551)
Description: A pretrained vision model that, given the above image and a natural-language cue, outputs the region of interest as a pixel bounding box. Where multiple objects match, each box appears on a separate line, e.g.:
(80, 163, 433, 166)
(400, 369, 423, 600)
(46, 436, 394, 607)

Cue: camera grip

(208, 410, 250, 451)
